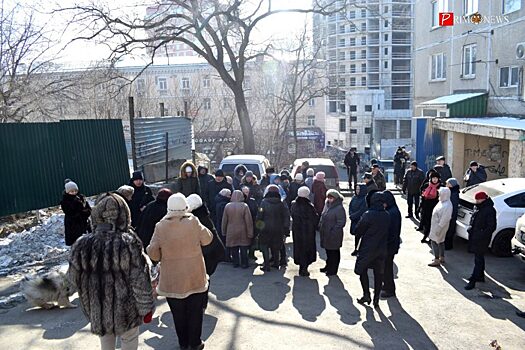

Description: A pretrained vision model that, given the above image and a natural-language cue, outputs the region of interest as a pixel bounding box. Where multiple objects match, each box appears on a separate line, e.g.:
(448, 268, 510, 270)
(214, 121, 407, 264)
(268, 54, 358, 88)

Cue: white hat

(167, 193, 188, 212)
(294, 173, 304, 181)
(297, 186, 310, 198)
(306, 168, 315, 176)
(186, 194, 203, 211)
(117, 185, 134, 200)
(219, 188, 232, 197)
(65, 181, 78, 193)
(185, 166, 193, 173)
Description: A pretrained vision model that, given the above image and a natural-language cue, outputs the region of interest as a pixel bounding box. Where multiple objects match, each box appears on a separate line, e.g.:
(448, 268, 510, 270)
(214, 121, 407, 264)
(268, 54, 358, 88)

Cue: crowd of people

(59, 150, 502, 350)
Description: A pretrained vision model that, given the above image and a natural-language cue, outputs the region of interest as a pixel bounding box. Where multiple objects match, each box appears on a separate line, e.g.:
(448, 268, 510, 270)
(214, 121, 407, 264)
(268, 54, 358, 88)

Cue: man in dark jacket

(465, 191, 497, 290)
(444, 178, 460, 250)
(129, 171, 155, 228)
(198, 166, 214, 199)
(233, 164, 248, 190)
(344, 148, 360, 191)
(402, 161, 426, 219)
(174, 161, 201, 197)
(136, 188, 172, 248)
(464, 161, 487, 187)
(393, 147, 407, 186)
(433, 156, 453, 185)
(363, 173, 379, 207)
(371, 164, 387, 191)
(382, 191, 402, 298)
(259, 167, 275, 189)
(206, 169, 233, 223)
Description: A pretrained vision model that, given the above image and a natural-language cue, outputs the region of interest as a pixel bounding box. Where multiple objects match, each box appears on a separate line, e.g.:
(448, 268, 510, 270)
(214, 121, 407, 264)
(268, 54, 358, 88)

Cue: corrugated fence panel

(0, 120, 129, 217)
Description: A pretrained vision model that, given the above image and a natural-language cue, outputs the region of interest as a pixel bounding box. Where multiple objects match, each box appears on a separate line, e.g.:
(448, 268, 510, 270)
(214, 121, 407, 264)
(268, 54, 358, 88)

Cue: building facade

(414, 0, 525, 179)
(314, 0, 414, 157)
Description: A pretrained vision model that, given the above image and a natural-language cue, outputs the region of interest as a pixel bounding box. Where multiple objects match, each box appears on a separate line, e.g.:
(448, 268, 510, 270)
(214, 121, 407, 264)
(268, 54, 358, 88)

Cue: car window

(504, 193, 525, 208)
(461, 184, 504, 203)
(293, 165, 338, 178)
(220, 163, 261, 179)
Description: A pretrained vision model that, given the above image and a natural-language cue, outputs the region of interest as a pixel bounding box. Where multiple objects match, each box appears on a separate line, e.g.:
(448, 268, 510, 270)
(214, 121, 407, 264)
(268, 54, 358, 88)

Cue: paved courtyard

(1, 192, 525, 349)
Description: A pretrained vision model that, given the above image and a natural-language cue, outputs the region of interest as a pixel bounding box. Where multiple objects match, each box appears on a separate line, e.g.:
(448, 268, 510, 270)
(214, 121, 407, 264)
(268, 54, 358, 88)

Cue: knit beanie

(297, 186, 310, 198)
(65, 180, 78, 193)
(307, 168, 315, 176)
(131, 171, 144, 181)
(326, 189, 343, 200)
(117, 185, 134, 200)
(315, 172, 326, 181)
(167, 193, 188, 212)
(156, 188, 173, 202)
(266, 184, 280, 193)
(474, 191, 488, 200)
(91, 193, 131, 232)
(245, 171, 254, 179)
(187, 194, 203, 211)
(295, 173, 304, 181)
(446, 178, 459, 188)
(219, 188, 232, 197)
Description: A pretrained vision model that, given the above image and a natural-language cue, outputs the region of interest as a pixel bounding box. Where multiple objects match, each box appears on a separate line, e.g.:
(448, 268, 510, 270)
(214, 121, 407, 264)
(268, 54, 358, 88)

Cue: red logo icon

(439, 12, 454, 26)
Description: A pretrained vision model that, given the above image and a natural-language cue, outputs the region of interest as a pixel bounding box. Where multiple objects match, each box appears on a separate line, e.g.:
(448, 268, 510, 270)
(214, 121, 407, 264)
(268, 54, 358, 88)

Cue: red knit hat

(474, 191, 488, 200)
(157, 188, 173, 202)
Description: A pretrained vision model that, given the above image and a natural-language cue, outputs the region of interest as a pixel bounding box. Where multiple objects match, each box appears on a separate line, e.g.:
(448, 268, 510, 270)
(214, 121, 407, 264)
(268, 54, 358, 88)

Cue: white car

(219, 154, 271, 180)
(291, 158, 340, 190)
(511, 213, 525, 261)
(456, 178, 525, 257)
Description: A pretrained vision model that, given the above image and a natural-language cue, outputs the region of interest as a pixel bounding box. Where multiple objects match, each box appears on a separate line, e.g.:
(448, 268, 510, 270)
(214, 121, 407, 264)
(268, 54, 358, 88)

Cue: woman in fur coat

(68, 193, 155, 350)
(60, 180, 91, 246)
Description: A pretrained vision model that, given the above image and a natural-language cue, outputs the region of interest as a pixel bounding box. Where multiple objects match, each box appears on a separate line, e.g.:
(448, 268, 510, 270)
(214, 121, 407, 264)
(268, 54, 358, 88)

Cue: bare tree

(60, 0, 347, 153)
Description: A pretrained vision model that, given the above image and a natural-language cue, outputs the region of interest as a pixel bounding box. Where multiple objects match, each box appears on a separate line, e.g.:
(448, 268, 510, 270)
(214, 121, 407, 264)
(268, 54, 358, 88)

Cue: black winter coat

(129, 182, 154, 228)
(384, 191, 402, 255)
(256, 192, 290, 249)
(136, 198, 167, 248)
(192, 204, 226, 276)
(61, 193, 91, 246)
(433, 164, 453, 185)
(287, 182, 303, 207)
(344, 152, 360, 170)
(465, 166, 488, 187)
(291, 197, 319, 266)
(348, 184, 368, 234)
(198, 169, 214, 200)
(468, 198, 497, 254)
(215, 194, 230, 238)
(354, 193, 390, 275)
(319, 197, 347, 250)
(393, 152, 407, 175)
(403, 168, 425, 195)
(206, 179, 232, 217)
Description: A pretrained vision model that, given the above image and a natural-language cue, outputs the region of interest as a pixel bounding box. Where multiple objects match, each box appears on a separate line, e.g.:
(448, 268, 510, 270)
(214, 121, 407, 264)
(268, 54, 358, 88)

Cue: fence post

(165, 132, 169, 182)
(129, 97, 137, 170)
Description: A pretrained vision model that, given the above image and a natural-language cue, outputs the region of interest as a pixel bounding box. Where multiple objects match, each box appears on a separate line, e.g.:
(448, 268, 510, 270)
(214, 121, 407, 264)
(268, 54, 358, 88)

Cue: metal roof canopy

(433, 116, 525, 141)
(417, 92, 488, 117)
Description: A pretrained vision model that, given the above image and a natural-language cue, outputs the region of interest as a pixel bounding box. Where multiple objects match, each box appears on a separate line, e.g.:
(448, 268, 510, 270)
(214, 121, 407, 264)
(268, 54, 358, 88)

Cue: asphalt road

(1, 190, 525, 349)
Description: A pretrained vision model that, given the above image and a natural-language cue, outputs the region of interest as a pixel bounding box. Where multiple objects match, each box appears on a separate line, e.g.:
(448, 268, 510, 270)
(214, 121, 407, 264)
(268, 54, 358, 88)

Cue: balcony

(368, 39, 380, 45)
(368, 80, 380, 87)
(392, 38, 412, 45)
(391, 52, 412, 58)
(367, 53, 380, 59)
(392, 24, 412, 31)
(392, 66, 411, 72)
(367, 67, 380, 72)
(392, 79, 412, 86)
(391, 11, 411, 17)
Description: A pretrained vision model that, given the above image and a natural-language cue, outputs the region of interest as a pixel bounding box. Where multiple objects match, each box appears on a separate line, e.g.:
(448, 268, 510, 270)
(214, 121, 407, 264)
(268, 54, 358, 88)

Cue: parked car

(511, 213, 525, 261)
(219, 155, 271, 180)
(291, 158, 340, 190)
(456, 178, 525, 257)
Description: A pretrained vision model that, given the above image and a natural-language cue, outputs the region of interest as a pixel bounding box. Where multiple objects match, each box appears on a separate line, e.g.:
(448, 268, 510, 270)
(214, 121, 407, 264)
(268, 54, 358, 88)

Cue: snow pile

(0, 214, 68, 276)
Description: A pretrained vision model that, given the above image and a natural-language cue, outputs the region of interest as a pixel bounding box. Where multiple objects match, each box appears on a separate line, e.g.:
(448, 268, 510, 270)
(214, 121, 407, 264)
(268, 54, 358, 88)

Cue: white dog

(21, 271, 77, 309)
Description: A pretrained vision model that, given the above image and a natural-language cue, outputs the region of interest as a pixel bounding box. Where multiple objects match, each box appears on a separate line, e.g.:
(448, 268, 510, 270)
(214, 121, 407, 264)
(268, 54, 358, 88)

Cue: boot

(357, 295, 371, 305)
(415, 211, 420, 220)
(405, 214, 413, 218)
(516, 310, 525, 318)
(464, 280, 476, 290)
(373, 294, 380, 308)
(439, 256, 445, 264)
(351, 250, 358, 256)
(428, 259, 440, 267)
(320, 266, 328, 273)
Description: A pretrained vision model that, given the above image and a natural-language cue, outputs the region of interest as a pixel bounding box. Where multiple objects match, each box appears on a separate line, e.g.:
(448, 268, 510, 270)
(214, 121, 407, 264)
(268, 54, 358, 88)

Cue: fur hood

(91, 193, 131, 232)
(180, 161, 198, 179)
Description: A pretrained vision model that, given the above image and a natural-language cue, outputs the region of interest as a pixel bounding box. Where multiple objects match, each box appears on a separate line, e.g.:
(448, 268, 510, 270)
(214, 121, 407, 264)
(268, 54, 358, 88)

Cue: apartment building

(314, 0, 414, 158)
(414, 0, 525, 178)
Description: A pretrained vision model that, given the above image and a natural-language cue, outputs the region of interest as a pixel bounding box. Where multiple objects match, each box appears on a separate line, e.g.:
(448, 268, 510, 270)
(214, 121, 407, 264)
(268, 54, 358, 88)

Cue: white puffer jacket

(429, 187, 453, 243)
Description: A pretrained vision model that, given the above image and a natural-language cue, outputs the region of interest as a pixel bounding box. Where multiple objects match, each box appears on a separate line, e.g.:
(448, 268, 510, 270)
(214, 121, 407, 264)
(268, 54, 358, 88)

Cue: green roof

(420, 92, 488, 117)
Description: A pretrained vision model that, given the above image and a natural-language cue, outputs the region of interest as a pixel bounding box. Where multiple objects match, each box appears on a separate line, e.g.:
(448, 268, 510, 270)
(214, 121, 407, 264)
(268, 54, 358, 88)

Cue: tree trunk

(292, 108, 298, 160)
(233, 88, 255, 154)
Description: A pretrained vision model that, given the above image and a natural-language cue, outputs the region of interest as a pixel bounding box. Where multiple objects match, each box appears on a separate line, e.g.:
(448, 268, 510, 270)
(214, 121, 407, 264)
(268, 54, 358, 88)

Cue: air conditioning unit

(517, 42, 525, 60)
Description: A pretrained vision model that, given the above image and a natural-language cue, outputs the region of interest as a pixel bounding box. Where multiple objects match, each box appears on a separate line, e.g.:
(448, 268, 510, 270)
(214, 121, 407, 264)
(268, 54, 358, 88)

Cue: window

(384, 47, 388, 55)
(339, 119, 346, 132)
(339, 38, 345, 47)
(308, 98, 316, 107)
(350, 77, 356, 86)
(329, 101, 337, 113)
(431, 53, 447, 80)
(499, 66, 519, 87)
(400, 120, 412, 138)
(361, 36, 366, 45)
(158, 77, 168, 91)
(350, 38, 356, 46)
(350, 51, 356, 59)
(203, 75, 210, 88)
(307, 115, 316, 126)
(504, 193, 525, 208)
(350, 129, 358, 134)
(432, 0, 449, 27)
(361, 23, 366, 31)
(350, 24, 356, 32)
(340, 103, 346, 112)
(364, 127, 371, 134)
(361, 9, 366, 17)
(181, 77, 189, 89)
(339, 78, 346, 86)
(203, 98, 211, 110)
(384, 34, 389, 42)
(462, 44, 477, 78)
(384, 61, 389, 69)
(361, 63, 366, 72)
(361, 77, 367, 86)
(350, 64, 356, 73)
(365, 105, 372, 112)
(377, 104, 381, 110)
(136, 78, 145, 92)
(349, 10, 356, 19)
(350, 116, 357, 121)
(464, 0, 478, 15)
(503, 0, 521, 13)
(361, 50, 366, 59)
(339, 24, 346, 34)
(384, 6, 389, 13)
(349, 105, 357, 112)
(384, 20, 389, 28)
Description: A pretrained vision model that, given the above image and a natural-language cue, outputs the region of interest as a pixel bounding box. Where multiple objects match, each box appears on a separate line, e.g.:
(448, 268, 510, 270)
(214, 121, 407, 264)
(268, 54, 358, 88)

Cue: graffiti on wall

(464, 142, 508, 178)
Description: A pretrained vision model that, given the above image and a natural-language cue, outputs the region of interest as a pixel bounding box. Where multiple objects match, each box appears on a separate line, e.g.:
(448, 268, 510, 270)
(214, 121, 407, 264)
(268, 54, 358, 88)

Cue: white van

(219, 155, 271, 180)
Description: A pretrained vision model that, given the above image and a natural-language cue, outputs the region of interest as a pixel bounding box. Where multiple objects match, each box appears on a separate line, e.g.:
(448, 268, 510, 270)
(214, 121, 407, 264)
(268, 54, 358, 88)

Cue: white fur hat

(297, 186, 310, 198)
(295, 173, 304, 181)
(167, 193, 188, 212)
(187, 194, 203, 211)
(65, 181, 78, 193)
(219, 188, 232, 197)
(306, 168, 315, 176)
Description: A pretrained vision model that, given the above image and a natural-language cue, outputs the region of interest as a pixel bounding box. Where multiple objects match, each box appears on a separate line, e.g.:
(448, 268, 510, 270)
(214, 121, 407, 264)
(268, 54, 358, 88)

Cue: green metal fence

(0, 119, 130, 217)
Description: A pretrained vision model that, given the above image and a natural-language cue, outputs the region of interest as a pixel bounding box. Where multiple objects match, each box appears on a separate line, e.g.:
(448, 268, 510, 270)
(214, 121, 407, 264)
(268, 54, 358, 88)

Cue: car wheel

(491, 229, 514, 257)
